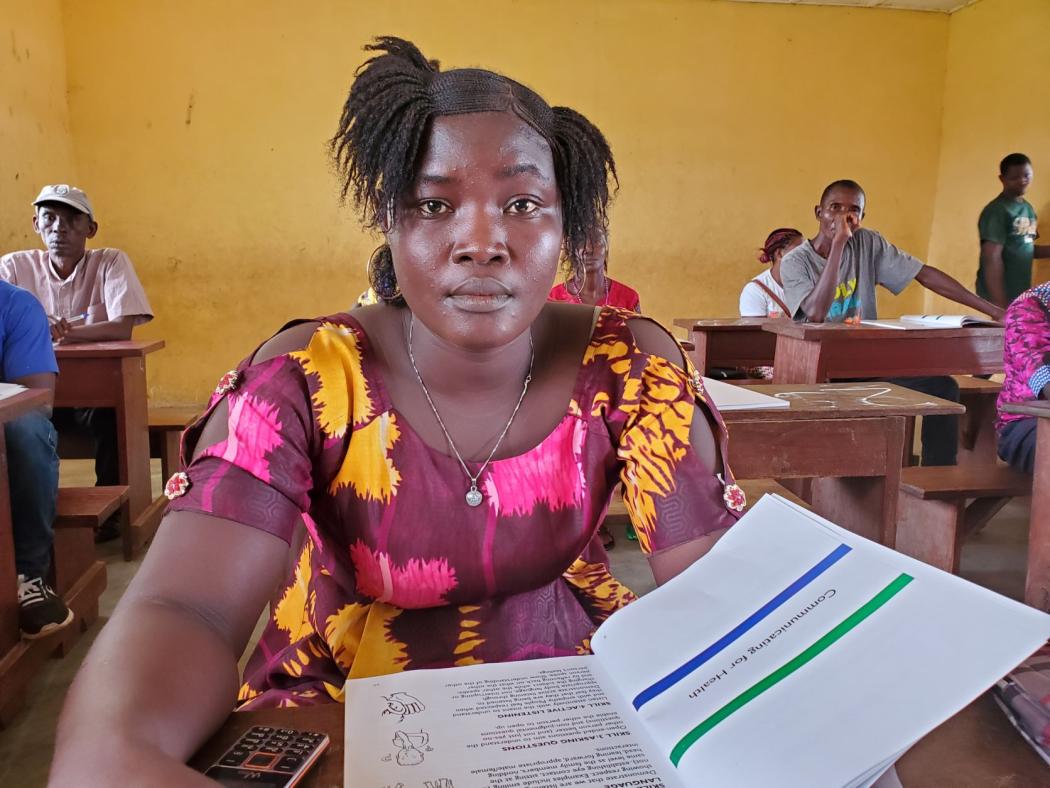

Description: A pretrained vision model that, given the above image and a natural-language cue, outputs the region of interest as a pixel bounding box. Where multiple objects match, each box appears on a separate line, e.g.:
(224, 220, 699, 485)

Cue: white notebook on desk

(0, 383, 26, 401)
(861, 314, 1000, 330)
(701, 376, 789, 410)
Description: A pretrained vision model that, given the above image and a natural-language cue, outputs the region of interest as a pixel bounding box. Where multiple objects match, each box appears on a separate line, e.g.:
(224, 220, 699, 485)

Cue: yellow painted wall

(926, 0, 1050, 312)
(0, 0, 78, 253)
(54, 0, 949, 405)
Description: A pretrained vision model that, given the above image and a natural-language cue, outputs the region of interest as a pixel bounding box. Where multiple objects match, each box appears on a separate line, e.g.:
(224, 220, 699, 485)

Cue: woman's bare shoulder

(252, 321, 323, 364)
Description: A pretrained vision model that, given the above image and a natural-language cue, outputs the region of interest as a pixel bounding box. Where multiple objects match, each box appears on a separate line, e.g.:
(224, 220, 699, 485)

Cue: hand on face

(817, 186, 865, 248)
(833, 212, 857, 245)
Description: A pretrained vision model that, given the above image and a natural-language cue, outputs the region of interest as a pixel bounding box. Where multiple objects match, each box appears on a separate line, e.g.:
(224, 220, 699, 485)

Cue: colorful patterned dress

(548, 278, 641, 312)
(166, 307, 743, 709)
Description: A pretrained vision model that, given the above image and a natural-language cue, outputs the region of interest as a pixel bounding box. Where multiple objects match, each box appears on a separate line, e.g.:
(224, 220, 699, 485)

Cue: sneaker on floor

(17, 575, 73, 639)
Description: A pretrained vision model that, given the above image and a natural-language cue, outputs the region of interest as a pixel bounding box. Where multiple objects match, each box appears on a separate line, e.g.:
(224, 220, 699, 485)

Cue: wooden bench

(895, 465, 1030, 573)
(54, 485, 128, 595)
(0, 485, 124, 726)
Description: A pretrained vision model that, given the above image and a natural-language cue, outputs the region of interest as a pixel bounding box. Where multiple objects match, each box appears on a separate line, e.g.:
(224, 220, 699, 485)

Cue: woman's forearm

(50, 597, 243, 786)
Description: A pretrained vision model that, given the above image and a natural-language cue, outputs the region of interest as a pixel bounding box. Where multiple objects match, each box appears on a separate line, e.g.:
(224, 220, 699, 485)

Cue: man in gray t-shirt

(781, 180, 1002, 324)
(782, 229, 922, 321)
(779, 180, 1003, 466)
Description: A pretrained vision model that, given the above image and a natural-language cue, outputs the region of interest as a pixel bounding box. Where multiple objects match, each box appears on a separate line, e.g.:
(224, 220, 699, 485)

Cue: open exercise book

(345, 496, 1050, 787)
(861, 314, 1000, 330)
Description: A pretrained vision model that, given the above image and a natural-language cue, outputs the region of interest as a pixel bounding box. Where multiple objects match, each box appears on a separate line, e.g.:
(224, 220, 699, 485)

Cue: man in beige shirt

(0, 185, 154, 540)
(0, 184, 153, 341)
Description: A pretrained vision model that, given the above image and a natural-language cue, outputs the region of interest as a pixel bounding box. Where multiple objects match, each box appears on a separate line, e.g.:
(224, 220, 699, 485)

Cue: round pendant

(465, 487, 483, 507)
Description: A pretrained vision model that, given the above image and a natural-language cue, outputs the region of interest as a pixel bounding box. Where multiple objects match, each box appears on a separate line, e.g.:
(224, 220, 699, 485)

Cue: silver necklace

(567, 271, 609, 306)
(406, 316, 534, 507)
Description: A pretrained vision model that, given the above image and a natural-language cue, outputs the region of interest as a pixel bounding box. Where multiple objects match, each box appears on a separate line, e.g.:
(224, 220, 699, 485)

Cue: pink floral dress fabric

(166, 308, 742, 708)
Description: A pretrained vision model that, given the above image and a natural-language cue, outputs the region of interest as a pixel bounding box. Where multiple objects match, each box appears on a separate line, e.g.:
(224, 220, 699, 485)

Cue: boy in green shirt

(977, 153, 1050, 308)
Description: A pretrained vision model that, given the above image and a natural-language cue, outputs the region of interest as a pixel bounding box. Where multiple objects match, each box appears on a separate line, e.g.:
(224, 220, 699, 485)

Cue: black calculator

(203, 725, 330, 787)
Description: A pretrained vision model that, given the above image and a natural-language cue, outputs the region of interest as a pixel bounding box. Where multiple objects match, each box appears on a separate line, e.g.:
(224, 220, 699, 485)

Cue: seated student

(0, 185, 153, 541)
(996, 283, 1050, 473)
(51, 37, 744, 782)
(739, 228, 803, 318)
(0, 280, 71, 638)
(781, 179, 1004, 466)
(548, 230, 640, 311)
(548, 230, 639, 548)
(977, 153, 1050, 310)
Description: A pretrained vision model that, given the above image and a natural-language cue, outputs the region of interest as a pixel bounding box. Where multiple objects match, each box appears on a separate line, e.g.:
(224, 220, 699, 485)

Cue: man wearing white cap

(1, 185, 154, 540)
(0, 184, 153, 342)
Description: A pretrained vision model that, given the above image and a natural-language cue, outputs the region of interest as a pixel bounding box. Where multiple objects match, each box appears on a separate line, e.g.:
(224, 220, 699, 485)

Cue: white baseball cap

(33, 184, 95, 220)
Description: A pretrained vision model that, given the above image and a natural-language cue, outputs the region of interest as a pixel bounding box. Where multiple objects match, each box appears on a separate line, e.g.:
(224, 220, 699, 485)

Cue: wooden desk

(762, 322, 1004, 384)
(672, 317, 777, 374)
(0, 388, 107, 723)
(720, 383, 963, 547)
(191, 692, 1047, 788)
(54, 340, 165, 559)
(0, 389, 54, 656)
(1003, 400, 1050, 611)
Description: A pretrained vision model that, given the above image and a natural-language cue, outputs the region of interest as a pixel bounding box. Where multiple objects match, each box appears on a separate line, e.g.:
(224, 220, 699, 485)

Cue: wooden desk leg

(772, 336, 826, 384)
(902, 416, 916, 467)
(118, 357, 151, 560)
(690, 330, 710, 375)
(808, 416, 904, 546)
(160, 431, 181, 491)
(957, 394, 998, 466)
(1024, 420, 1050, 611)
(0, 432, 17, 656)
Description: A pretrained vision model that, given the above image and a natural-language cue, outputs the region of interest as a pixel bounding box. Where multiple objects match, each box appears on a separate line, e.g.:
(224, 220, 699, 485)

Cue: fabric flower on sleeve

(214, 370, 241, 396)
(723, 483, 746, 512)
(164, 471, 191, 500)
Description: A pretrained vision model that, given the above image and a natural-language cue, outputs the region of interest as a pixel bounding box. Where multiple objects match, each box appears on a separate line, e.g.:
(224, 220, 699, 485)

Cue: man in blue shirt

(0, 281, 72, 637)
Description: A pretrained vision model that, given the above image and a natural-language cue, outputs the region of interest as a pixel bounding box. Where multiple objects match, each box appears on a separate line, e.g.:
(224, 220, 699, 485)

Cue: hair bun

(757, 252, 771, 264)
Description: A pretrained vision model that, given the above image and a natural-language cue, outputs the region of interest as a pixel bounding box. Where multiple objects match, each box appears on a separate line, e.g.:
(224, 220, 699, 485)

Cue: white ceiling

(726, 0, 977, 12)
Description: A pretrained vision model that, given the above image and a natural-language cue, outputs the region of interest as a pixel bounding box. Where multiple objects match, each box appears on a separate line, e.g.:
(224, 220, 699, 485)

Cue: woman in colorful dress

(548, 230, 641, 312)
(51, 37, 743, 783)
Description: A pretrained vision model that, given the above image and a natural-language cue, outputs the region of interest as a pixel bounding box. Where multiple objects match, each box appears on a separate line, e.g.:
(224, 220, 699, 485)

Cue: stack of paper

(0, 383, 27, 401)
(702, 376, 789, 411)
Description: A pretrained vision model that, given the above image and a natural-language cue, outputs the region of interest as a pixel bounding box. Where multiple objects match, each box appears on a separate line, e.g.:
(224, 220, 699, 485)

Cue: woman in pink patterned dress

(548, 230, 641, 312)
(52, 37, 743, 783)
(996, 282, 1050, 472)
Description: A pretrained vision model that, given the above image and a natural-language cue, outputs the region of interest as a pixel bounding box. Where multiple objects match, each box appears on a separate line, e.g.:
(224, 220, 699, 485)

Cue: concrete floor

(0, 466, 1034, 786)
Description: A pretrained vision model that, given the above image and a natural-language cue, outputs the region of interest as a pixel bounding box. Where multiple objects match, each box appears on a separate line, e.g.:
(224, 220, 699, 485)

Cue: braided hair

(330, 36, 618, 304)
(758, 228, 803, 264)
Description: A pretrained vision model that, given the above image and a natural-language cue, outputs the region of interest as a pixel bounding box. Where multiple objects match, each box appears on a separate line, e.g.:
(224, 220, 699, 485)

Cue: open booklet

(701, 376, 789, 410)
(861, 314, 1000, 330)
(345, 496, 1050, 787)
